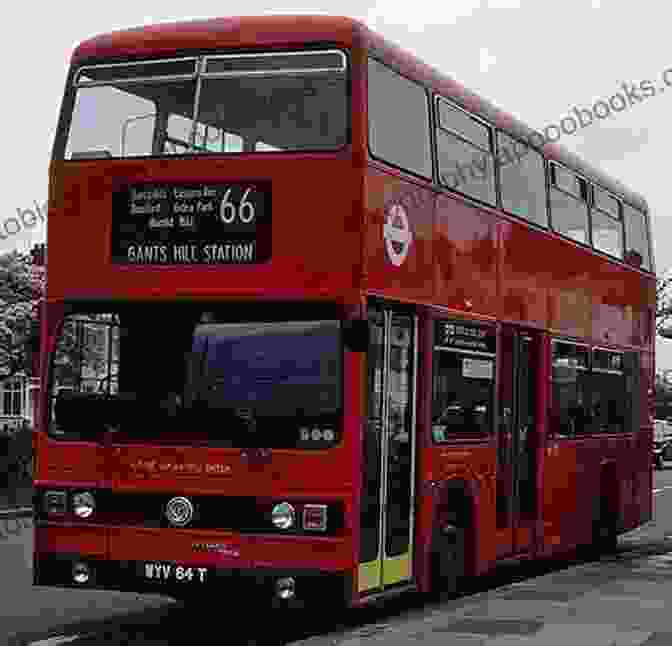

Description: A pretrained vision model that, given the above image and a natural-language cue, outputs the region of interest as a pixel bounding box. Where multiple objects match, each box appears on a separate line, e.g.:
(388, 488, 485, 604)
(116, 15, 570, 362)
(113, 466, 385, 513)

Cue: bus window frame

(73, 57, 200, 87)
(434, 95, 497, 207)
(366, 55, 434, 182)
(430, 316, 497, 444)
(590, 346, 627, 434)
(622, 201, 654, 273)
(548, 162, 592, 248)
(59, 47, 352, 161)
(589, 183, 625, 261)
(592, 185, 620, 219)
(202, 50, 347, 77)
(494, 129, 549, 228)
(549, 338, 591, 439)
(549, 340, 637, 438)
(46, 306, 349, 446)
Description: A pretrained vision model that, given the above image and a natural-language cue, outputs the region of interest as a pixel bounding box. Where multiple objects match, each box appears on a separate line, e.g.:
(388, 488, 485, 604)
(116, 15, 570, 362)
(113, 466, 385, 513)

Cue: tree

(0, 251, 42, 379)
(658, 269, 672, 338)
(0, 248, 110, 390)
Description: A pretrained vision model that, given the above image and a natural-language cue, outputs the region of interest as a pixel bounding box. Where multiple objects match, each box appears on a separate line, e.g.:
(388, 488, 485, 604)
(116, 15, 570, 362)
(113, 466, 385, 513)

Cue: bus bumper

(33, 552, 352, 605)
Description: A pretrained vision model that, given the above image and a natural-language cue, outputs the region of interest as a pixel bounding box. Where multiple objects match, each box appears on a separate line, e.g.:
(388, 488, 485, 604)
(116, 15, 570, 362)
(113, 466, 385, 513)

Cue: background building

(0, 373, 38, 432)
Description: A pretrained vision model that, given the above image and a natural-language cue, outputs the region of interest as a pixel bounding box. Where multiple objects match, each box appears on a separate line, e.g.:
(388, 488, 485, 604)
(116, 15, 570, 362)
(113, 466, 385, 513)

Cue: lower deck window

(551, 342, 630, 436)
(431, 320, 495, 441)
(590, 372, 626, 433)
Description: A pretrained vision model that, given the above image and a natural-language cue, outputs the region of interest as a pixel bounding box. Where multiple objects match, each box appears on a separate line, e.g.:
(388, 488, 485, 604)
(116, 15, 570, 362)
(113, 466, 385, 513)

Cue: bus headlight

(271, 502, 295, 529)
(72, 491, 95, 519)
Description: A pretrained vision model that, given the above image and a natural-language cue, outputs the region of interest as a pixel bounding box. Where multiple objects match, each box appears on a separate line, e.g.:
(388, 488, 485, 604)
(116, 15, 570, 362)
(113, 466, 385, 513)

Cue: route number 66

(219, 188, 255, 224)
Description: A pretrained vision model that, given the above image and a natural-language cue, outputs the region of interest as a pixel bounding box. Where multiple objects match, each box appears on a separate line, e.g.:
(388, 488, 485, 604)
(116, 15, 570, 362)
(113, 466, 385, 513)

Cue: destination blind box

(111, 181, 272, 265)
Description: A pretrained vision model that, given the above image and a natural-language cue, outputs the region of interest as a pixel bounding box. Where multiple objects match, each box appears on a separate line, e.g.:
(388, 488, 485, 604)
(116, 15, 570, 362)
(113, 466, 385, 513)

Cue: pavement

(288, 479, 672, 646)
(291, 537, 672, 646)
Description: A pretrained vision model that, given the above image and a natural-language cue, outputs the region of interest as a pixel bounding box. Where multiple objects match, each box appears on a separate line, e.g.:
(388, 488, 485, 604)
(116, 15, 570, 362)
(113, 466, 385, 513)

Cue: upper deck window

(551, 164, 583, 199)
(497, 131, 548, 227)
(549, 163, 590, 244)
(62, 50, 348, 160)
(438, 101, 490, 150)
(622, 203, 652, 271)
(591, 186, 623, 259)
(436, 98, 496, 206)
(367, 58, 432, 179)
(593, 187, 619, 217)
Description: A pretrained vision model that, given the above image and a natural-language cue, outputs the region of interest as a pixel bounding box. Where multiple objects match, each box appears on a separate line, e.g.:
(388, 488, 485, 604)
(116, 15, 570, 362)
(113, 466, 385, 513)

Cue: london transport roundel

(383, 203, 413, 266)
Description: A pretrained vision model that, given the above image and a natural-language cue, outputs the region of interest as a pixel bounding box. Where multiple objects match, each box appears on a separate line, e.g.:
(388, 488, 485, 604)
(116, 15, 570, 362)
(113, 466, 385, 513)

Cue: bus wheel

(430, 523, 464, 596)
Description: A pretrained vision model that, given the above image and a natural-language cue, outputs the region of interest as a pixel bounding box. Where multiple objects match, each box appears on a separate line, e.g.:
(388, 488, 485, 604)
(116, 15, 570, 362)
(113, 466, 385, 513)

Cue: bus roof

(71, 15, 646, 212)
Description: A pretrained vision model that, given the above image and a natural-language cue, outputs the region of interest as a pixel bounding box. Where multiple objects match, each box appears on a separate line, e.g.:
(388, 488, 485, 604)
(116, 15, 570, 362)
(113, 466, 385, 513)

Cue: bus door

(358, 305, 418, 594)
(496, 327, 539, 556)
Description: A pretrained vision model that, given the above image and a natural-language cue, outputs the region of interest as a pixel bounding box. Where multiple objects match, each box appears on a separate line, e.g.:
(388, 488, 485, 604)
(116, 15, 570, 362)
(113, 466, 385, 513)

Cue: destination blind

(111, 181, 272, 264)
(434, 320, 496, 354)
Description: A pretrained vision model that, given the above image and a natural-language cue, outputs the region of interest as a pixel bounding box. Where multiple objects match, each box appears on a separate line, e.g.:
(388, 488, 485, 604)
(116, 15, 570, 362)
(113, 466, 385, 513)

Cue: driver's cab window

(431, 319, 496, 441)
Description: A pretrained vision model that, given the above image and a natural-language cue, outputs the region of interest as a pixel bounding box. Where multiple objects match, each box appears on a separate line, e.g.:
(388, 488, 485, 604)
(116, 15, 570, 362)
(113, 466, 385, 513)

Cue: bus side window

(622, 204, 651, 271)
(591, 349, 626, 433)
(623, 351, 641, 431)
(436, 98, 496, 206)
(551, 341, 590, 436)
(432, 324, 494, 441)
(367, 58, 432, 180)
(549, 164, 590, 245)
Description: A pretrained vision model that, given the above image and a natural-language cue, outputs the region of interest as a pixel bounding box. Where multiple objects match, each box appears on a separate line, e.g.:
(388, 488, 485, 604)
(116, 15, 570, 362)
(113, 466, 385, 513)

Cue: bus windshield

(49, 309, 342, 447)
(63, 50, 348, 159)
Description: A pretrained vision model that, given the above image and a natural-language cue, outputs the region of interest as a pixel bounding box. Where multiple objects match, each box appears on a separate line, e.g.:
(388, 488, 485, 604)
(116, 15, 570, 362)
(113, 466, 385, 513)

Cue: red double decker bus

(34, 15, 655, 607)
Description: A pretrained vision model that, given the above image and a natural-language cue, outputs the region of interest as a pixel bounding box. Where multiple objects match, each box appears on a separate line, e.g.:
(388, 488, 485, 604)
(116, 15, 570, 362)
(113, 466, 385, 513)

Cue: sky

(2, 0, 671, 366)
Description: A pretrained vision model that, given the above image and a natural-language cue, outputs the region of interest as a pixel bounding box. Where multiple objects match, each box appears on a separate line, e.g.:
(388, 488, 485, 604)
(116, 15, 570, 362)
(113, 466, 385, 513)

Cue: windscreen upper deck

(63, 50, 348, 160)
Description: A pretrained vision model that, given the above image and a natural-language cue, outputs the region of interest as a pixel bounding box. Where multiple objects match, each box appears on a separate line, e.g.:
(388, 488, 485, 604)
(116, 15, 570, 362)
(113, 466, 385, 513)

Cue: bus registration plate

(144, 562, 208, 583)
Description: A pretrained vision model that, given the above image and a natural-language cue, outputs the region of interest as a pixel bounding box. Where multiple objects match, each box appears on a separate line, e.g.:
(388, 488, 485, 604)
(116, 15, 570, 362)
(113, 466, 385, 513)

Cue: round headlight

(72, 491, 95, 519)
(271, 502, 295, 529)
